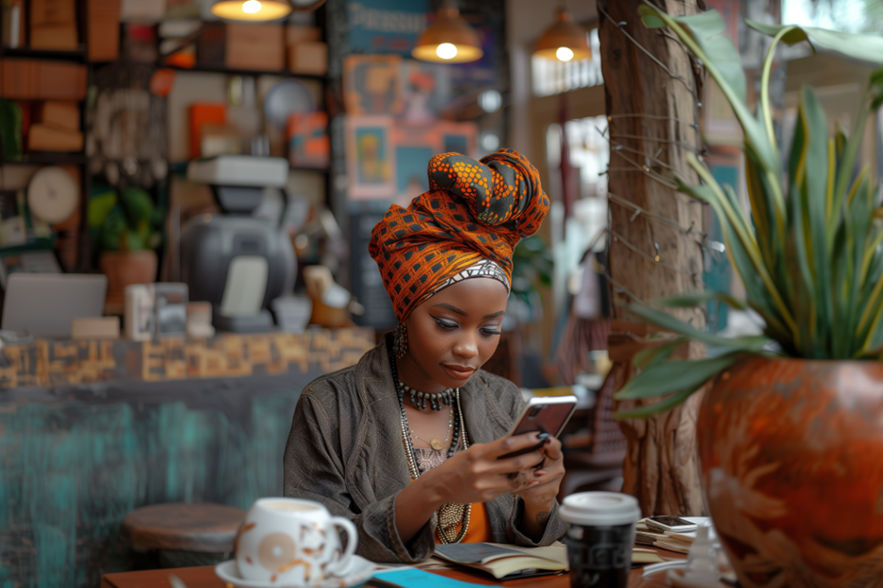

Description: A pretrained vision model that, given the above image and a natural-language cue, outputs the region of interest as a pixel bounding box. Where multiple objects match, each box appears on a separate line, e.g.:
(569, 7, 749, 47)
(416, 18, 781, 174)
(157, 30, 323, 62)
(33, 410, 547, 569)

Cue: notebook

(1, 273, 107, 338)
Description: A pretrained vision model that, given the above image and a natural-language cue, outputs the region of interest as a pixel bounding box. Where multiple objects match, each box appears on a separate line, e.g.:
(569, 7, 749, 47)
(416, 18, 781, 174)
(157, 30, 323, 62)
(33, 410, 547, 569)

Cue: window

(531, 28, 602, 97)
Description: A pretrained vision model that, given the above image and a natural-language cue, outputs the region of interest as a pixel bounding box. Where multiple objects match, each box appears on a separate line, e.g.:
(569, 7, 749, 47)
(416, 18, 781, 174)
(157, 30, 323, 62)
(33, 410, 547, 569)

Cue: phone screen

(650, 515, 694, 527)
(498, 397, 576, 460)
(510, 399, 576, 437)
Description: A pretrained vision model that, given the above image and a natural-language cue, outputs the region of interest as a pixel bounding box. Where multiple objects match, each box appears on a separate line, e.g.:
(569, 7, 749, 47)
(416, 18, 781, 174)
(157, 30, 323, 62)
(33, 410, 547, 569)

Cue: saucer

(215, 557, 376, 588)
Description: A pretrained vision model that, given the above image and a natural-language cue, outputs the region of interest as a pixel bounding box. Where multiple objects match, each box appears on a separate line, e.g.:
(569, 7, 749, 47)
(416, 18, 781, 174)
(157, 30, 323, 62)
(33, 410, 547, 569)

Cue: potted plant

(613, 5, 883, 586)
(89, 184, 163, 314)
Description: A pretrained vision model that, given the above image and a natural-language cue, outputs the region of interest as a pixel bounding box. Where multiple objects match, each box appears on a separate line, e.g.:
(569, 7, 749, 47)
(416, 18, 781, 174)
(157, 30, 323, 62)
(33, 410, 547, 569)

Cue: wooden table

(100, 561, 675, 588)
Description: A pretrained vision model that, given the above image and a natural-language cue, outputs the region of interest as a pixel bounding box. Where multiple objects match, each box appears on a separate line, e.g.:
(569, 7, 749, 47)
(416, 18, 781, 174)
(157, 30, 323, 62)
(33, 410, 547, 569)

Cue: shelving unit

(0, 0, 94, 273)
(163, 62, 327, 81)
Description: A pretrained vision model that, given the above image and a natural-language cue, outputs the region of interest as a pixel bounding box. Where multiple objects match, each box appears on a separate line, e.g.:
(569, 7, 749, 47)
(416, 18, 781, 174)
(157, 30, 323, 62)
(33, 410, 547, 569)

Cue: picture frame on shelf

(342, 54, 403, 116)
(391, 124, 438, 207)
(438, 121, 478, 159)
(345, 115, 395, 200)
(400, 60, 447, 124)
(286, 111, 329, 169)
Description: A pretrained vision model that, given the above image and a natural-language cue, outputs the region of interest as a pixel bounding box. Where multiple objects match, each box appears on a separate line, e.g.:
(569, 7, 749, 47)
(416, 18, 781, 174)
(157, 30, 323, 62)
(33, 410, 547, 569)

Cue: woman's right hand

(424, 432, 547, 505)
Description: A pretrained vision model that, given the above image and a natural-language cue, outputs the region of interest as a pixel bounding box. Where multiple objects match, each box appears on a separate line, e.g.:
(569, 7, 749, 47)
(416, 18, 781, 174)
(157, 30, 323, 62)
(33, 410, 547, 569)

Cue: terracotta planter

(100, 250, 158, 315)
(697, 358, 883, 586)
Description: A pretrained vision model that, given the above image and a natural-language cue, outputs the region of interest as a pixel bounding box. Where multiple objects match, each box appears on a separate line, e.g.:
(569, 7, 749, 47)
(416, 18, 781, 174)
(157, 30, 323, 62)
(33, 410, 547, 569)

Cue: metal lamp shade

(211, 0, 292, 22)
(534, 9, 591, 62)
(412, 6, 483, 64)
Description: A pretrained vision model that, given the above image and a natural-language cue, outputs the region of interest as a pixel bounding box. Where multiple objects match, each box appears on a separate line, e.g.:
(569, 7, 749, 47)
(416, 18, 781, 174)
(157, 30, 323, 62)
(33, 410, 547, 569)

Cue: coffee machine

(181, 155, 295, 332)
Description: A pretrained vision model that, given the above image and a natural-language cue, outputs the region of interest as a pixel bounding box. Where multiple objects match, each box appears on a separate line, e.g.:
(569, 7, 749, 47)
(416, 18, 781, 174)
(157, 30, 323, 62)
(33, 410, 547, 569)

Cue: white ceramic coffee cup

(235, 497, 357, 586)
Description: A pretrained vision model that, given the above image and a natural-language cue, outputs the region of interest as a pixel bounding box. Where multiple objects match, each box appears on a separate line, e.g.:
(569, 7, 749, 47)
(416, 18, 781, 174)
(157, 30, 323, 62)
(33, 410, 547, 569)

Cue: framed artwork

(400, 61, 448, 124)
(343, 54, 403, 116)
(391, 124, 440, 207)
(345, 115, 396, 200)
(438, 121, 478, 158)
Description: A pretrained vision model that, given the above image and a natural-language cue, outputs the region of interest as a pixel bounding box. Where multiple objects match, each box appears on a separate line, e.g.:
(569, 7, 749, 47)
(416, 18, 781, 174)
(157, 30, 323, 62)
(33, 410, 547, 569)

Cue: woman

(283, 148, 567, 563)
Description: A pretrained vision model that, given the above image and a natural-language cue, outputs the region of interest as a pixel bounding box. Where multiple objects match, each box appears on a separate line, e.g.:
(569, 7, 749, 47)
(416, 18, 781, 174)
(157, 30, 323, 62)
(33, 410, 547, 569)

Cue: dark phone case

(498, 433, 550, 460)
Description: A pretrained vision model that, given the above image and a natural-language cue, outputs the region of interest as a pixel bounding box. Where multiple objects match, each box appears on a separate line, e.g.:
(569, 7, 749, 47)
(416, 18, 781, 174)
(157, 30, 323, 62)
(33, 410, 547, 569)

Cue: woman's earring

(394, 323, 408, 360)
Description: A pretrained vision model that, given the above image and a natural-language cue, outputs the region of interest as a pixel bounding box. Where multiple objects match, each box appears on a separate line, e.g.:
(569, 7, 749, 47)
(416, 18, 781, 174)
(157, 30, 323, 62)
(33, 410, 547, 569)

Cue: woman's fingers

(540, 436, 562, 461)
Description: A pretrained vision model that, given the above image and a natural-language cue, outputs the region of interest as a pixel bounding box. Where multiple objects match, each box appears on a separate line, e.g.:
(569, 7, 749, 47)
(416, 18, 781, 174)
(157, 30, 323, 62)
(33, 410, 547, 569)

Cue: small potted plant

(89, 184, 163, 314)
(613, 4, 883, 586)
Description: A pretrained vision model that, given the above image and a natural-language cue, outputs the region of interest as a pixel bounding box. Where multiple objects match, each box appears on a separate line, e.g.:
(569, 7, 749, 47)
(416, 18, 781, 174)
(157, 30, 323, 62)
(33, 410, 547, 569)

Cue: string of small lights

(595, 1, 719, 330)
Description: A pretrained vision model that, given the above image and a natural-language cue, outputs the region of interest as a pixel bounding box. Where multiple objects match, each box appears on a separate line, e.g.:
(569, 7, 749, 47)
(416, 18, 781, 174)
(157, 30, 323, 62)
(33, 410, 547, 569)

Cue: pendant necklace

(390, 347, 471, 543)
(410, 407, 454, 451)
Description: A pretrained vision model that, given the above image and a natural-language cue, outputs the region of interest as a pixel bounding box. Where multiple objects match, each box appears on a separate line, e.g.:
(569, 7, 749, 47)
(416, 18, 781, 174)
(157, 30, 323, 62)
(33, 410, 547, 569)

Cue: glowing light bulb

(556, 46, 574, 62)
(242, 0, 262, 14)
(436, 43, 458, 60)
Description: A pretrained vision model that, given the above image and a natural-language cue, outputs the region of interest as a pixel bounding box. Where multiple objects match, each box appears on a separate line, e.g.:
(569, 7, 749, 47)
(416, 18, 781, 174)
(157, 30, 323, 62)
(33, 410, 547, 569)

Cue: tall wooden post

(598, 0, 707, 515)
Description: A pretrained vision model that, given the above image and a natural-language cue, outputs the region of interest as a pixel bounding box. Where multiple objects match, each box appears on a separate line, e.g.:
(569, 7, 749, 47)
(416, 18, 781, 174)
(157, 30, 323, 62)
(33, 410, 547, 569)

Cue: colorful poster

(345, 116, 396, 200)
(346, 0, 428, 56)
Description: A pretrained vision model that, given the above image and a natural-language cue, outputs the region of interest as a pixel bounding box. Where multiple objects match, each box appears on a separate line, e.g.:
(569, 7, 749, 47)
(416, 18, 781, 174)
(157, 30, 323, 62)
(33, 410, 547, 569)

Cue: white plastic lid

(559, 491, 641, 526)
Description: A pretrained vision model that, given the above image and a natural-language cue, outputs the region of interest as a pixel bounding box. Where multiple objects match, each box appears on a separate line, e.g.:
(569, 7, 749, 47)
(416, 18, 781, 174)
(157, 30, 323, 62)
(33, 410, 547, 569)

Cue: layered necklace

(398, 381, 457, 411)
(390, 350, 471, 544)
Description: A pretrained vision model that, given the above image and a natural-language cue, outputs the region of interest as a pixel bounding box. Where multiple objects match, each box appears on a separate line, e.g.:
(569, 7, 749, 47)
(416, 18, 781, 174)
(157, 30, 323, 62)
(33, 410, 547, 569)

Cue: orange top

(435, 502, 492, 544)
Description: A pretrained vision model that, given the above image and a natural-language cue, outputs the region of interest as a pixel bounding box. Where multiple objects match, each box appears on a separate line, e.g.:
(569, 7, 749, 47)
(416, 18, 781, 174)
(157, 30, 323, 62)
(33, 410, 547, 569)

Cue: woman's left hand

(515, 436, 565, 535)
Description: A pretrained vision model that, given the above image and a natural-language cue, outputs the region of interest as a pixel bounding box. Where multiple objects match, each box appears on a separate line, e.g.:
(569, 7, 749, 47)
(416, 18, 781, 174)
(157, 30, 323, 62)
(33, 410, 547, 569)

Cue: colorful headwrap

(369, 148, 550, 321)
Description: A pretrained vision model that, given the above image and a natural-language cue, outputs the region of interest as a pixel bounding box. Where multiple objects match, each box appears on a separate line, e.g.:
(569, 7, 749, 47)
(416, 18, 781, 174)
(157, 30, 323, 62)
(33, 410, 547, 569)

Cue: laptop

(1, 273, 107, 338)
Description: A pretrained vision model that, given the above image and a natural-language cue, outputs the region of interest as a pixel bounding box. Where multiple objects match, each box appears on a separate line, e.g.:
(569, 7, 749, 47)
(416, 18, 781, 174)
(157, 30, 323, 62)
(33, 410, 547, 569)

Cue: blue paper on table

(367, 567, 501, 587)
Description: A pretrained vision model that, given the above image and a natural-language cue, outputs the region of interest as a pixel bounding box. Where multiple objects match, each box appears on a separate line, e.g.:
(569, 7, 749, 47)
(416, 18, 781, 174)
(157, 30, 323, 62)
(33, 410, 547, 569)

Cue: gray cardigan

(283, 338, 567, 563)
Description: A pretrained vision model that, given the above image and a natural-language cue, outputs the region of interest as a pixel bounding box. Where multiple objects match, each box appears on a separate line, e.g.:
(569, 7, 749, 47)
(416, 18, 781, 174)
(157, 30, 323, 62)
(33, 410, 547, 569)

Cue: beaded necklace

(398, 381, 457, 411)
(390, 349, 471, 543)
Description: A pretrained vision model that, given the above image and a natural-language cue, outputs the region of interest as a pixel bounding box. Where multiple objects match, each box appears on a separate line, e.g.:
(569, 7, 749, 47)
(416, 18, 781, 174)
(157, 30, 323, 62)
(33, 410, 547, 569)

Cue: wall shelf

(0, 47, 87, 61)
(162, 63, 326, 81)
(0, 152, 88, 166)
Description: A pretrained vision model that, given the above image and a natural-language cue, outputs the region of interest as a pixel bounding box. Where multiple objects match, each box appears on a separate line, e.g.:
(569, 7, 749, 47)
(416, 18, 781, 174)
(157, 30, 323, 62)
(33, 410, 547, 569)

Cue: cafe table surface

(99, 555, 689, 588)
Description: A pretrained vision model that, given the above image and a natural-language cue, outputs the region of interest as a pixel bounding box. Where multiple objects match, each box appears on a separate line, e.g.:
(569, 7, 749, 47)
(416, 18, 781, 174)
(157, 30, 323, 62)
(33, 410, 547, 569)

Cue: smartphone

(644, 515, 698, 533)
(498, 395, 578, 459)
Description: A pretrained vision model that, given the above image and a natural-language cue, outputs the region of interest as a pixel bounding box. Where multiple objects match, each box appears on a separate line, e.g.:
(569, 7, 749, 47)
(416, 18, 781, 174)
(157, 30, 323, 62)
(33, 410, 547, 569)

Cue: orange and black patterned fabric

(369, 148, 550, 321)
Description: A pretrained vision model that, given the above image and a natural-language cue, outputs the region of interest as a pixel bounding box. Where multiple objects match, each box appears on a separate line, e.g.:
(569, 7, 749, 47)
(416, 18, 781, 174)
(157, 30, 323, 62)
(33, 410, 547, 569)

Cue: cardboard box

(188, 102, 226, 159)
(124, 284, 154, 341)
(30, 0, 76, 27)
(0, 59, 87, 100)
(2, 1, 25, 48)
(72, 316, 120, 339)
(30, 23, 78, 50)
(197, 21, 225, 68)
(287, 42, 327, 75)
(88, 0, 121, 61)
(37, 100, 80, 130)
(27, 123, 83, 151)
(285, 24, 321, 45)
(225, 23, 284, 71)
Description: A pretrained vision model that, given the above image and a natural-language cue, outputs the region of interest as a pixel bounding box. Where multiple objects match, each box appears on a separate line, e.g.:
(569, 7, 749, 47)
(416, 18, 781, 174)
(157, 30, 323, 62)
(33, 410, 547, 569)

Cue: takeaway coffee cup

(235, 497, 357, 586)
(559, 491, 641, 588)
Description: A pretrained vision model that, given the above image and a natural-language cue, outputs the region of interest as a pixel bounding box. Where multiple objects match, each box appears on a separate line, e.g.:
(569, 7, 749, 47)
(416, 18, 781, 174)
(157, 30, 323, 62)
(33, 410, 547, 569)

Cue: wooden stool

(122, 502, 245, 568)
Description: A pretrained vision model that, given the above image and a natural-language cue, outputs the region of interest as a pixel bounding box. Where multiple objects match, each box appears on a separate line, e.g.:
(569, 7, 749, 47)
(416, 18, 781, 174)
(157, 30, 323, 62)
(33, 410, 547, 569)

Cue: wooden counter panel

(0, 328, 374, 388)
(0, 328, 374, 588)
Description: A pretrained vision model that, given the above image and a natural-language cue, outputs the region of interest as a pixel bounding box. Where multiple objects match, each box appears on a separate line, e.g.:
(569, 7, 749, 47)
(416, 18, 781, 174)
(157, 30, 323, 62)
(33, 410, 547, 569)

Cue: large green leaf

(642, 9, 746, 102)
(614, 388, 699, 419)
(747, 21, 883, 66)
(632, 337, 687, 370)
(654, 291, 748, 311)
(616, 354, 741, 401)
(626, 303, 770, 352)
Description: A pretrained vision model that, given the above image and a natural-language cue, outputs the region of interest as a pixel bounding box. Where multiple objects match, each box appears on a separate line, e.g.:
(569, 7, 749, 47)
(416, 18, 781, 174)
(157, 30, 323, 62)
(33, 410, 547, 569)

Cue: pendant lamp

(211, 0, 292, 22)
(534, 6, 591, 62)
(412, 2, 483, 64)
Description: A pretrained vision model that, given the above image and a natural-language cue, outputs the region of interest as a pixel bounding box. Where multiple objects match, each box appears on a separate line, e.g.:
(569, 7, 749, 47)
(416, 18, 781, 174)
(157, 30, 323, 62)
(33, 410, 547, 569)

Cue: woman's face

(398, 277, 509, 393)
